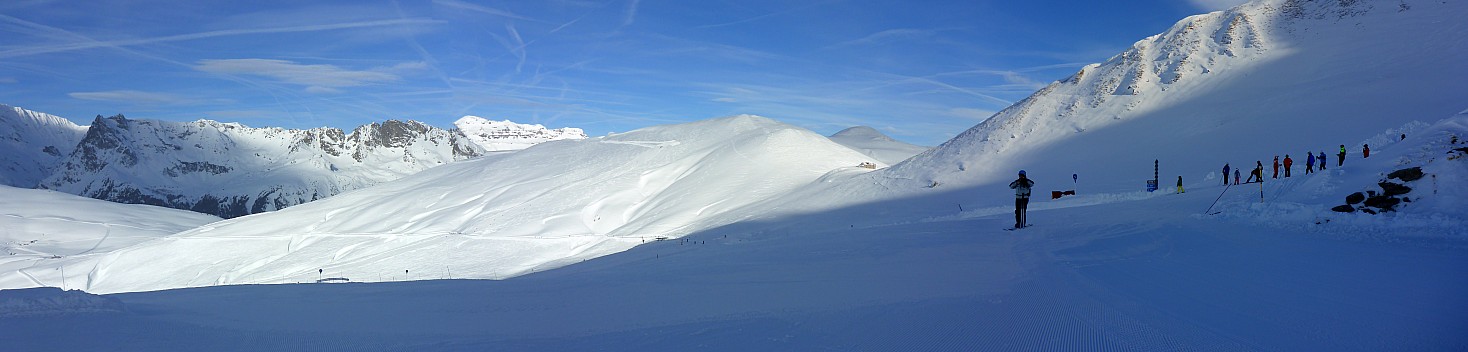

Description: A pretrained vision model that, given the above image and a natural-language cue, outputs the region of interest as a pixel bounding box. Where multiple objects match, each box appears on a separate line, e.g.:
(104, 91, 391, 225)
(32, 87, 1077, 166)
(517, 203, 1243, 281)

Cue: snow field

(7, 115, 906, 293)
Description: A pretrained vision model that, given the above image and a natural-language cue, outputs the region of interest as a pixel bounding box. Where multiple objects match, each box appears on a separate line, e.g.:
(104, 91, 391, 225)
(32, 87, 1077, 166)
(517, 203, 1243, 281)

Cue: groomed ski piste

(3, 0, 1468, 349)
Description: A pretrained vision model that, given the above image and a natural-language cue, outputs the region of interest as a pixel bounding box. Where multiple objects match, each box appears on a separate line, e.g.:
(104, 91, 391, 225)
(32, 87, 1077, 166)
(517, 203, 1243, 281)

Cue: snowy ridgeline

(889, 0, 1468, 193)
(0, 104, 586, 218)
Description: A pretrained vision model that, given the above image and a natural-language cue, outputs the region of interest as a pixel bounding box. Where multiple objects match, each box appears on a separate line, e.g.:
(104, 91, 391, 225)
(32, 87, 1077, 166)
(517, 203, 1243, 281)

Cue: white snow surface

(1, 0, 1466, 349)
(0, 185, 221, 287)
(11, 115, 880, 294)
(454, 115, 587, 152)
(827, 126, 930, 165)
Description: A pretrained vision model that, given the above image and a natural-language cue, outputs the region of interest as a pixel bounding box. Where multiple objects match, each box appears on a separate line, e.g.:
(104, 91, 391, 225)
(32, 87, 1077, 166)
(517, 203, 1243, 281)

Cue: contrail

(0, 15, 442, 59)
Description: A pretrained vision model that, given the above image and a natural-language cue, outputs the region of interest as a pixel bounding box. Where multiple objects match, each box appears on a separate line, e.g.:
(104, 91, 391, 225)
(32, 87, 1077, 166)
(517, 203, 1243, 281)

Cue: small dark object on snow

(1386, 167, 1424, 182)
(1331, 205, 1356, 213)
(1363, 195, 1401, 211)
(1346, 192, 1366, 204)
(1378, 182, 1412, 197)
(1361, 208, 1378, 214)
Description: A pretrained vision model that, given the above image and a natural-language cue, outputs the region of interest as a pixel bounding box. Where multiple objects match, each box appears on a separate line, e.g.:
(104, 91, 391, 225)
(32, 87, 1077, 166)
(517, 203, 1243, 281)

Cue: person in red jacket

(1363, 144, 1370, 158)
(1272, 156, 1280, 179)
(1283, 155, 1293, 177)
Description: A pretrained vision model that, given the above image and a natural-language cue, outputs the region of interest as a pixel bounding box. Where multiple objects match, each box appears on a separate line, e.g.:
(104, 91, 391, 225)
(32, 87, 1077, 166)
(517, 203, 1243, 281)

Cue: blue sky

(0, 0, 1245, 145)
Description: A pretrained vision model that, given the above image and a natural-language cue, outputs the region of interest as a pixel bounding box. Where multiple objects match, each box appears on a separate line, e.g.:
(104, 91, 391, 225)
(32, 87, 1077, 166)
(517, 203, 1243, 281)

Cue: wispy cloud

(68, 90, 211, 105)
(432, 0, 541, 22)
(697, 1, 834, 29)
(827, 28, 939, 49)
(193, 59, 417, 92)
(622, 0, 641, 26)
(0, 14, 441, 59)
(1187, 0, 1249, 11)
(0, 77, 16, 84)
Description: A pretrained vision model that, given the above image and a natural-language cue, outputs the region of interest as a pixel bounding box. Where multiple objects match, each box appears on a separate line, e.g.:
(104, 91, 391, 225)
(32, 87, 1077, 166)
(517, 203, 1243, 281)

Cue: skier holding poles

(1009, 170, 1035, 229)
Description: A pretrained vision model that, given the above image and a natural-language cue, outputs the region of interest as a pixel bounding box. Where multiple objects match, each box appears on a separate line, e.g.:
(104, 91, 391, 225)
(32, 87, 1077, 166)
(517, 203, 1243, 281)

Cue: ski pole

(1204, 182, 1232, 214)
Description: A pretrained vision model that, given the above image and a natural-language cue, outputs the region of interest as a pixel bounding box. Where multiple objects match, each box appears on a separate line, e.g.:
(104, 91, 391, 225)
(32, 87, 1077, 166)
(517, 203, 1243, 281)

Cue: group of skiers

(1215, 143, 1371, 187)
(1007, 141, 1381, 229)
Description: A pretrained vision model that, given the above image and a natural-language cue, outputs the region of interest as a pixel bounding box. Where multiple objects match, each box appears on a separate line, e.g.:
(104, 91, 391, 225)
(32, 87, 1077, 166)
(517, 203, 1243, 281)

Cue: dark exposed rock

(1331, 204, 1355, 213)
(1386, 167, 1424, 182)
(1378, 182, 1411, 197)
(1363, 195, 1401, 211)
(1345, 192, 1365, 204)
(1361, 208, 1377, 215)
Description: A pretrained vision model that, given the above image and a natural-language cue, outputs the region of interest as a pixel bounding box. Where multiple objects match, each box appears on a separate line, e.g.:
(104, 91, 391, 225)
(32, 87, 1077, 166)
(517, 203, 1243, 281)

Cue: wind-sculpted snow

(14, 115, 880, 293)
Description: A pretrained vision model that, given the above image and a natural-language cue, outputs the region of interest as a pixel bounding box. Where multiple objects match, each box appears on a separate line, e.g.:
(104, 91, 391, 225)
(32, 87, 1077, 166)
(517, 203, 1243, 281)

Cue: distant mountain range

(0, 104, 586, 218)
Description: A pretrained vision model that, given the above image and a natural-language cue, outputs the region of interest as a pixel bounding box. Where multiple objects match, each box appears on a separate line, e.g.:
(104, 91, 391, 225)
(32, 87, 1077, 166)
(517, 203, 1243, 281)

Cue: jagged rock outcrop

(39, 114, 486, 218)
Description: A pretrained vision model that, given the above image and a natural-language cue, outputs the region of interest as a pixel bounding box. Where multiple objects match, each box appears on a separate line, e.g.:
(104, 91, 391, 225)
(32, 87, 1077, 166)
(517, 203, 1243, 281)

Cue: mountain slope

(827, 126, 930, 165)
(0, 104, 87, 188)
(37, 115, 485, 218)
(17, 115, 879, 293)
(886, 0, 1468, 195)
(0, 185, 221, 288)
(454, 115, 587, 152)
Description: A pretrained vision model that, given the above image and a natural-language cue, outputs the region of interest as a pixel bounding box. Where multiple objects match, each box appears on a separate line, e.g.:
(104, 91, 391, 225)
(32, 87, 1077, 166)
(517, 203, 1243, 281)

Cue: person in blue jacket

(1009, 170, 1035, 228)
(1305, 152, 1315, 174)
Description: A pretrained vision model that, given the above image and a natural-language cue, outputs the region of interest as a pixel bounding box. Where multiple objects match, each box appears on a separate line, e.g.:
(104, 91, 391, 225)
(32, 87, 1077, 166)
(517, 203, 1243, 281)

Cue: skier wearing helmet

(1009, 170, 1035, 229)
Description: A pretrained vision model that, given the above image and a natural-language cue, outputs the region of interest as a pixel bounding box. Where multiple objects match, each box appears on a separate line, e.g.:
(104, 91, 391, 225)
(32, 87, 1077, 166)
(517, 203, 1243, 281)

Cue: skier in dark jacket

(1222, 163, 1231, 185)
(1318, 151, 1327, 170)
(1177, 176, 1184, 193)
(1009, 170, 1035, 229)
(1245, 161, 1263, 183)
(1305, 152, 1315, 174)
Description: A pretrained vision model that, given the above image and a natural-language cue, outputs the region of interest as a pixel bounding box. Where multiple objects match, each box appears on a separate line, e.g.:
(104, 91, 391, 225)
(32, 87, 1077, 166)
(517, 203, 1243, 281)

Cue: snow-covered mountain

(886, 0, 1468, 194)
(0, 104, 87, 188)
(37, 114, 485, 218)
(827, 126, 930, 165)
(454, 115, 587, 152)
(2, 0, 1466, 348)
(15, 115, 881, 293)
